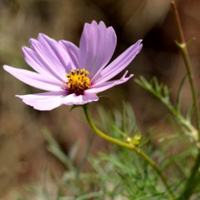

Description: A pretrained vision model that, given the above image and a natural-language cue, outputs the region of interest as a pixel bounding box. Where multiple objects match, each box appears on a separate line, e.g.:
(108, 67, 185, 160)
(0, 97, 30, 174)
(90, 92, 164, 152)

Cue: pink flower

(3, 21, 142, 111)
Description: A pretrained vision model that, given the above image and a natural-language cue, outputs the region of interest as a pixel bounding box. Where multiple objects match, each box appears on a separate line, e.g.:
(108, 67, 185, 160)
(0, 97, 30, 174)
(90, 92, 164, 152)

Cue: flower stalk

(82, 104, 176, 199)
(171, 0, 200, 137)
(171, 1, 200, 199)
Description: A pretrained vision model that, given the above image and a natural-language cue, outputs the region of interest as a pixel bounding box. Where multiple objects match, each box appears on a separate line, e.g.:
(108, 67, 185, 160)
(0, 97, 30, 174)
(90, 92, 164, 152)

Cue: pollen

(66, 68, 91, 95)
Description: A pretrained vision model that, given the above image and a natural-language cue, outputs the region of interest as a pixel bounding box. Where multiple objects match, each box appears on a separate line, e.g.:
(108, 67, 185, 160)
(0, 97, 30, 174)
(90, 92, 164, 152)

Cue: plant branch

(171, 1, 200, 199)
(171, 0, 200, 138)
(82, 104, 176, 199)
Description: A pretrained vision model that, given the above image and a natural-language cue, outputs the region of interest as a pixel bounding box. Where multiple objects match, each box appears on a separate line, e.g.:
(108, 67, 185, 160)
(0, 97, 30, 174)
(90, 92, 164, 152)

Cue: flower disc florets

(66, 68, 91, 95)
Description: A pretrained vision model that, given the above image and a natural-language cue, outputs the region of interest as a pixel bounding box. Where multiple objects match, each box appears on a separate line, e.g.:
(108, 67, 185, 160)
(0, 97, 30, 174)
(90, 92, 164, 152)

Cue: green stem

(82, 104, 176, 199)
(178, 150, 200, 200)
(83, 104, 135, 150)
(171, 1, 200, 199)
(171, 1, 200, 137)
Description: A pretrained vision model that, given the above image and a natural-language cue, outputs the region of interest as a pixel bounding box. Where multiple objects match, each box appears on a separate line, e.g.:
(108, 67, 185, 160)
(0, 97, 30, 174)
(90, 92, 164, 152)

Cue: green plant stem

(179, 151, 200, 199)
(171, 0, 200, 137)
(82, 104, 176, 199)
(171, 1, 200, 199)
(83, 104, 135, 150)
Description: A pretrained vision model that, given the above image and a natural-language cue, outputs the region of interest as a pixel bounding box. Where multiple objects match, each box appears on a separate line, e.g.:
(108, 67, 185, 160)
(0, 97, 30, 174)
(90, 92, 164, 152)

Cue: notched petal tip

(91, 20, 98, 26)
(38, 33, 46, 39)
(99, 21, 106, 28)
(28, 38, 38, 49)
(136, 40, 143, 50)
(38, 33, 52, 42)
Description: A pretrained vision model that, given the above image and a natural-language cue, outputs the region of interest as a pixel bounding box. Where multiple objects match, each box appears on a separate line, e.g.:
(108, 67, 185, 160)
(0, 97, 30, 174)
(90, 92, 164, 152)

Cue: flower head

(4, 21, 142, 111)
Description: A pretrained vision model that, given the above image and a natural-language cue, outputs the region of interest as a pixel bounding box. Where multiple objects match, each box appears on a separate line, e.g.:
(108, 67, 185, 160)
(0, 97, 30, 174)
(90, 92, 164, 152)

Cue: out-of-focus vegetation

(1, 0, 200, 199)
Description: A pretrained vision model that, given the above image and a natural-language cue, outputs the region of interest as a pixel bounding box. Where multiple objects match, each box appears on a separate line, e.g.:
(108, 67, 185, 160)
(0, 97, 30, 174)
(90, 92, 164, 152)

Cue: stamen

(65, 68, 91, 95)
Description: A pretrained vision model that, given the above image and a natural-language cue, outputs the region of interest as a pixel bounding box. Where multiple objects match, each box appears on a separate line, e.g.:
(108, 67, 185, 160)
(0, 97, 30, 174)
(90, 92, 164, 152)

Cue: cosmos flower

(3, 21, 142, 111)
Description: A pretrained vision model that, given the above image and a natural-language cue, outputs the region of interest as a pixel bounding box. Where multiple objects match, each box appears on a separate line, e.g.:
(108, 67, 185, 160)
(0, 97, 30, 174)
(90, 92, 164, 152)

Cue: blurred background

(0, 0, 200, 199)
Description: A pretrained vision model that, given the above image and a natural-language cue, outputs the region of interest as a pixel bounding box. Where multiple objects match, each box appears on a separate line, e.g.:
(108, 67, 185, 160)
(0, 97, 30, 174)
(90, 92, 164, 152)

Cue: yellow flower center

(66, 68, 91, 95)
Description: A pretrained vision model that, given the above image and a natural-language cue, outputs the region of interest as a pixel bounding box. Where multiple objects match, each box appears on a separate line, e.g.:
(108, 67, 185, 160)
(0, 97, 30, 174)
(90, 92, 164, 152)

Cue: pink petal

(17, 90, 98, 110)
(22, 47, 60, 80)
(59, 40, 80, 69)
(79, 21, 117, 78)
(29, 34, 70, 81)
(38, 34, 72, 72)
(63, 92, 99, 106)
(92, 40, 142, 85)
(88, 71, 133, 93)
(17, 91, 67, 111)
(4, 65, 62, 91)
